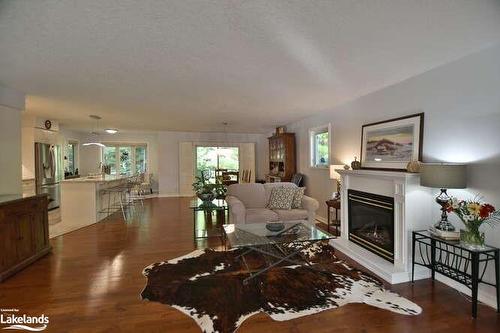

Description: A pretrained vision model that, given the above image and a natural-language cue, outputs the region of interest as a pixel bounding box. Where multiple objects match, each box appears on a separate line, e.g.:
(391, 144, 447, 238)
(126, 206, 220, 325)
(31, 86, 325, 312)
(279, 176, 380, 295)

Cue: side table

(412, 230, 499, 318)
(189, 198, 229, 241)
(325, 199, 341, 235)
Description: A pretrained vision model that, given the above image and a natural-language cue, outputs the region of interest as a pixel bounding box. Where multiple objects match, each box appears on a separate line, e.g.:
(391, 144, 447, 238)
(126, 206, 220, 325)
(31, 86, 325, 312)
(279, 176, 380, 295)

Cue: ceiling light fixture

(82, 115, 106, 147)
(105, 128, 118, 134)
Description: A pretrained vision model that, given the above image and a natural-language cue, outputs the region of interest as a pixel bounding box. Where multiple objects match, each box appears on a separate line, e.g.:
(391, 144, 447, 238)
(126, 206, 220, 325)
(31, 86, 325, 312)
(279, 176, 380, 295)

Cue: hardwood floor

(0, 197, 499, 332)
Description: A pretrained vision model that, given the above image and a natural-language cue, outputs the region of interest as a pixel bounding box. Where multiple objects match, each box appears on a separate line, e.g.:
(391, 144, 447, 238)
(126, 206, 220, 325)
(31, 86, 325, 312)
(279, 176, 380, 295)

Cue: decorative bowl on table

(197, 192, 215, 203)
(266, 222, 285, 232)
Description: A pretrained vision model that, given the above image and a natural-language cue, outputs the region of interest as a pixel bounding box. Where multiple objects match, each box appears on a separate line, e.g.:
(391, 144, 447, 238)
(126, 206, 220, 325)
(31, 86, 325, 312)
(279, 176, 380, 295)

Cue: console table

(412, 230, 499, 318)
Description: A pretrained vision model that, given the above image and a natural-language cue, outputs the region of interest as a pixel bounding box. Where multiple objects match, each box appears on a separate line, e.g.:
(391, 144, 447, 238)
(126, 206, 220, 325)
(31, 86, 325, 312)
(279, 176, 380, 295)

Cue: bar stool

(126, 174, 145, 207)
(114, 174, 145, 217)
(99, 185, 129, 220)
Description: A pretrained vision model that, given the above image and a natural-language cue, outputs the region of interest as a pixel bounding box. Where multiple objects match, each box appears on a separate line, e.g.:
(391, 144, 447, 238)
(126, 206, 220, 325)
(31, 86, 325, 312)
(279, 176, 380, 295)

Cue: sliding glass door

(196, 146, 239, 182)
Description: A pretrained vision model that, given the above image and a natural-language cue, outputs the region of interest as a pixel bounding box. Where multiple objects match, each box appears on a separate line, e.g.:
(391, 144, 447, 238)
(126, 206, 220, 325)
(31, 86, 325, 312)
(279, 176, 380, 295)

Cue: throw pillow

(292, 187, 306, 209)
(267, 187, 296, 210)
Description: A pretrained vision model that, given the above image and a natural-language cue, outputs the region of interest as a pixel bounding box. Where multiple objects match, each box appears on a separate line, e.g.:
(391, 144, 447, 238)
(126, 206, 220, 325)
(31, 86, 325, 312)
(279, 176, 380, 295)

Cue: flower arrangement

(446, 197, 500, 248)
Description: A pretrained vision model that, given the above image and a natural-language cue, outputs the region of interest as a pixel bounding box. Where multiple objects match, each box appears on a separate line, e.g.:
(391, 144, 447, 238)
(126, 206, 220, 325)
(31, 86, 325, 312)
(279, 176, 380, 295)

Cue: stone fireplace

(348, 190, 395, 262)
(331, 169, 432, 284)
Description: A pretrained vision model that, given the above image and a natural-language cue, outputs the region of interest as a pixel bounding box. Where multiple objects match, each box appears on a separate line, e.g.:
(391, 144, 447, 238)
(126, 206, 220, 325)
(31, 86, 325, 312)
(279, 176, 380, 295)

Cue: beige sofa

(225, 182, 319, 225)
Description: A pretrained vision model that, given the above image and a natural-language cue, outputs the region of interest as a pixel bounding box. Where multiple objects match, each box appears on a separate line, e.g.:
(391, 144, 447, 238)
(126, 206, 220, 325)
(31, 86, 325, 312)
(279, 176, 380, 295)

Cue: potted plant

(446, 197, 500, 249)
(192, 170, 227, 202)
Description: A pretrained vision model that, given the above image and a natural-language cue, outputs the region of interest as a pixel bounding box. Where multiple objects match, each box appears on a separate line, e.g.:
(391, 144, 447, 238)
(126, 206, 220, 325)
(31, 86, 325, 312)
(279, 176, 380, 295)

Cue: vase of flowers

(446, 197, 500, 249)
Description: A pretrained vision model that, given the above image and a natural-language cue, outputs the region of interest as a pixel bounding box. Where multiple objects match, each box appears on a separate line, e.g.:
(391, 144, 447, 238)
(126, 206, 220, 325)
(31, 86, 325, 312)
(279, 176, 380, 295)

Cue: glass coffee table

(223, 221, 334, 284)
(190, 198, 229, 240)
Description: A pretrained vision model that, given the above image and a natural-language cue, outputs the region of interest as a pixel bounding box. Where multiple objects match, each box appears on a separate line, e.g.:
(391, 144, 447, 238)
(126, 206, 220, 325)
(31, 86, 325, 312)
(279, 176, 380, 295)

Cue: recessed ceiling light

(105, 128, 118, 134)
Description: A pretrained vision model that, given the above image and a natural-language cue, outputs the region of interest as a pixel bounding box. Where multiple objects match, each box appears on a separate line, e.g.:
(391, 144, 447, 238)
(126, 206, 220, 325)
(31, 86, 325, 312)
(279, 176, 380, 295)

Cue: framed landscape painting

(360, 113, 424, 171)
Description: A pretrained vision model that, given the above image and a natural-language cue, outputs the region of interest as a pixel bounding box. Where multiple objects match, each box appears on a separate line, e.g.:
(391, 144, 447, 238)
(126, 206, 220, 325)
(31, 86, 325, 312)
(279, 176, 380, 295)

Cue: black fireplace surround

(348, 189, 395, 262)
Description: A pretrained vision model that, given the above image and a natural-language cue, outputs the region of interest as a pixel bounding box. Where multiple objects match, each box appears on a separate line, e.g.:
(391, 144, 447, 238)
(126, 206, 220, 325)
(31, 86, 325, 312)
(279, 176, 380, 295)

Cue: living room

(1, 1, 500, 332)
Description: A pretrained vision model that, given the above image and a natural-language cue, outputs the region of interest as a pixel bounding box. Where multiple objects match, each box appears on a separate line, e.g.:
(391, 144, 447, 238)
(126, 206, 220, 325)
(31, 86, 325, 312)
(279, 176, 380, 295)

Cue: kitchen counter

(0, 193, 47, 206)
(59, 174, 133, 236)
(61, 174, 132, 183)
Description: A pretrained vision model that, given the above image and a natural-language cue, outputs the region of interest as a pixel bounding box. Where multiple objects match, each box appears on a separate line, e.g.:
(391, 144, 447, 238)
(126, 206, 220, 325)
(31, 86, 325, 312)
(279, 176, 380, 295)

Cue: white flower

(463, 215, 473, 222)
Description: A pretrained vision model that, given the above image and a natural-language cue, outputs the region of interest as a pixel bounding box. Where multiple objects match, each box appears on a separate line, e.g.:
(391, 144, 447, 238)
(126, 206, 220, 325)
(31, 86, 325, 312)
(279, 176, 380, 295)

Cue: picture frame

(360, 113, 424, 171)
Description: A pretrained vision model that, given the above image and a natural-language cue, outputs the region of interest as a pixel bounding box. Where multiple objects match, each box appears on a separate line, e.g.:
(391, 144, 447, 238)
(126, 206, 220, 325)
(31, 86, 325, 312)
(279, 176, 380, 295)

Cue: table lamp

(420, 163, 466, 231)
(329, 165, 344, 199)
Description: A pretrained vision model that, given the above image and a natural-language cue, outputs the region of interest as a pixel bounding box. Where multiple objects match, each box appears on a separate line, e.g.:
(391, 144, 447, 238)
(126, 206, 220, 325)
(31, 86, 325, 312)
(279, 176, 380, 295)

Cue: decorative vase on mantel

(446, 197, 500, 250)
(351, 157, 361, 170)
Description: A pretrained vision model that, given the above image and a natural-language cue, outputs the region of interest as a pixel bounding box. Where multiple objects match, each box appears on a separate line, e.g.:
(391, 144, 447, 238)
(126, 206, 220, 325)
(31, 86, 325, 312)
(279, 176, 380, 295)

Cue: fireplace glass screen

(348, 190, 394, 262)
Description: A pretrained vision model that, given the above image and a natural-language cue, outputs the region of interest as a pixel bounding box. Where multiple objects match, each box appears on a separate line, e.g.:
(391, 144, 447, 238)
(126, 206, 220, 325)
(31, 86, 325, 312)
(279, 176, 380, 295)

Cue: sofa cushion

(274, 209, 308, 221)
(267, 187, 296, 210)
(292, 187, 305, 208)
(227, 183, 266, 208)
(263, 182, 298, 204)
(246, 208, 280, 224)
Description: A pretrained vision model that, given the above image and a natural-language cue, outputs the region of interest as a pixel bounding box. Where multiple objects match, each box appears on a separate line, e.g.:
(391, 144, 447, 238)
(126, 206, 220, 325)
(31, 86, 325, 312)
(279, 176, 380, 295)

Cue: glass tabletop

(414, 230, 497, 252)
(223, 221, 334, 248)
(189, 198, 228, 211)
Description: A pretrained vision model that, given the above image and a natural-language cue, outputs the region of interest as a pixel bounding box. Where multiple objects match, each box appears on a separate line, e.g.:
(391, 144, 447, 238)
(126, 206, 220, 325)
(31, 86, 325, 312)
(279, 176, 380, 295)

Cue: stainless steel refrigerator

(35, 143, 62, 210)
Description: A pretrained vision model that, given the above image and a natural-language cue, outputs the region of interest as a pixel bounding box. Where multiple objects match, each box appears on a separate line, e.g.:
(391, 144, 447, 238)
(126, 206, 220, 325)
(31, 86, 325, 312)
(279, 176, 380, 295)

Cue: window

(103, 146, 117, 175)
(64, 141, 78, 174)
(310, 124, 330, 168)
(119, 146, 132, 174)
(135, 146, 147, 173)
(102, 144, 147, 175)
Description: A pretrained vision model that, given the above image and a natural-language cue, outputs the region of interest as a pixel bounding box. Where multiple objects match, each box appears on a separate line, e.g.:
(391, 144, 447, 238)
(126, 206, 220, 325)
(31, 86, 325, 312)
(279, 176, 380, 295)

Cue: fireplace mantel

(331, 169, 432, 284)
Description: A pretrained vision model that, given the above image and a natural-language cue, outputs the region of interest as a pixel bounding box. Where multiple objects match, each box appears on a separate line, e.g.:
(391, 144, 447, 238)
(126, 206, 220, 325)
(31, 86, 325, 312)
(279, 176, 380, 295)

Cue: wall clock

(44, 120, 52, 130)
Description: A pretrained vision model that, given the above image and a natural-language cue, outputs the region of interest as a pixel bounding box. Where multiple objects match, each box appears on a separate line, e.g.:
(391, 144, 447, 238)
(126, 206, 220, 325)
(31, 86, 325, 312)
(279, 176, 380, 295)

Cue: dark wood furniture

(290, 173, 304, 187)
(267, 133, 296, 182)
(216, 169, 239, 186)
(0, 194, 51, 282)
(412, 230, 499, 318)
(325, 199, 341, 235)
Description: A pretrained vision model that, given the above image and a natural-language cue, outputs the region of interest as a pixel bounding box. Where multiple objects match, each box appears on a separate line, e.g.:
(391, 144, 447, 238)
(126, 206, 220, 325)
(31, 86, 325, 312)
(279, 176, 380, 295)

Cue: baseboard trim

(435, 273, 498, 309)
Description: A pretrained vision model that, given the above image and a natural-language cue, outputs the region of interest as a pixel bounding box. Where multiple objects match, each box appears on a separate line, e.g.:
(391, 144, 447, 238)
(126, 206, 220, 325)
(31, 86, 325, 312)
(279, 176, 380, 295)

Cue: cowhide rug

(141, 243, 421, 333)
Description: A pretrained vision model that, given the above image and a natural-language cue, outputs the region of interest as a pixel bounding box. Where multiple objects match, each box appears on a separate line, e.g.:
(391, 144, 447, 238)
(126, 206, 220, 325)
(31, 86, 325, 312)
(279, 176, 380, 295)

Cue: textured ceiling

(1, 0, 500, 133)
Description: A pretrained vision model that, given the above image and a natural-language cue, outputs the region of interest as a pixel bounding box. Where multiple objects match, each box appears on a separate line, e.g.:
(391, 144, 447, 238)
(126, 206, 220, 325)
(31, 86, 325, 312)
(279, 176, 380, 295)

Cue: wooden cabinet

(267, 133, 296, 182)
(0, 194, 50, 282)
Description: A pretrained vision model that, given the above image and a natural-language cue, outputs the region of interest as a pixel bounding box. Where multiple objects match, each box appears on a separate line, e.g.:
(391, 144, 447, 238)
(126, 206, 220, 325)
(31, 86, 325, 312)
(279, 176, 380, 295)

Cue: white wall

(286, 43, 500, 303)
(158, 131, 268, 196)
(287, 43, 500, 219)
(0, 106, 22, 194)
(21, 117, 36, 180)
(0, 84, 24, 195)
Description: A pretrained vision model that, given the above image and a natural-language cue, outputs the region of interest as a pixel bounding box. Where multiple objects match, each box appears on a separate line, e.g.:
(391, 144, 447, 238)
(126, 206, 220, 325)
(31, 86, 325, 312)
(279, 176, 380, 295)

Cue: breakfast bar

(60, 175, 133, 234)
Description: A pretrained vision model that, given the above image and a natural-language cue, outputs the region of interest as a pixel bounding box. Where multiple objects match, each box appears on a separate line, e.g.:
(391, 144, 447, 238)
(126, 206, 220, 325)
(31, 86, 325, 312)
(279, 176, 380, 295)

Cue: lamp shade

(329, 165, 344, 180)
(420, 163, 466, 189)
